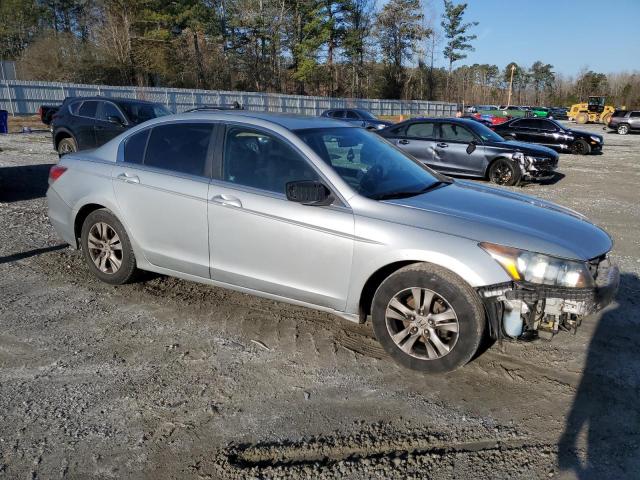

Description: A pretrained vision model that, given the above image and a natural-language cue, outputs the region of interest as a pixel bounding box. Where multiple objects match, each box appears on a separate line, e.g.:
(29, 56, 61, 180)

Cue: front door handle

(211, 194, 242, 208)
(436, 142, 449, 148)
(398, 139, 410, 145)
(116, 172, 140, 184)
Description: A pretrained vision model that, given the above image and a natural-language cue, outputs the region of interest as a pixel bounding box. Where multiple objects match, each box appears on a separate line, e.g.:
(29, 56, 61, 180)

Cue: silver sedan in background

(46, 112, 619, 373)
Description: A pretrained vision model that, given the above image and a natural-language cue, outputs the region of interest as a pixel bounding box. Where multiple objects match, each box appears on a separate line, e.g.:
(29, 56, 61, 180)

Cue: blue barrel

(0, 110, 8, 134)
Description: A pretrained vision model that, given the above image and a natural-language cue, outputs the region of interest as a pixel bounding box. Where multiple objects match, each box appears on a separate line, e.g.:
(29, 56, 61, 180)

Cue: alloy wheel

(87, 222, 123, 274)
(491, 164, 513, 184)
(59, 141, 75, 154)
(618, 125, 629, 135)
(385, 287, 459, 360)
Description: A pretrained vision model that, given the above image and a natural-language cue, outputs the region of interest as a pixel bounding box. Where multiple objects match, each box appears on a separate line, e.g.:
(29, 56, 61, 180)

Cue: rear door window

(406, 122, 436, 139)
(78, 101, 98, 118)
(630, 112, 640, 118)
(144, 123, 213, 176)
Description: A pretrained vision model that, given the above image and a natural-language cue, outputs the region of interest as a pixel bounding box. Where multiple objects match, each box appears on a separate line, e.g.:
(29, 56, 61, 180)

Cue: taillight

(49, 165, 67, 183)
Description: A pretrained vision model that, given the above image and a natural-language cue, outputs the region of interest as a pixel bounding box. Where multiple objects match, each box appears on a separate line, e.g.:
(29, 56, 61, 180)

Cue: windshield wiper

(372, 180, 452, 200)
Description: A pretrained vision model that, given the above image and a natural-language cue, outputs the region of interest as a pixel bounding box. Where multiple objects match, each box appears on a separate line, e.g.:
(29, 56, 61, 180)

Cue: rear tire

(57, 137, 77, 155)
(80, 209, 137, 285)
(571, 139, 591, 155)
(488, 158, 521, 186)
(617, 124, 630, 135)
(575, 112, 589, 124)
(371, 263, 485, 373)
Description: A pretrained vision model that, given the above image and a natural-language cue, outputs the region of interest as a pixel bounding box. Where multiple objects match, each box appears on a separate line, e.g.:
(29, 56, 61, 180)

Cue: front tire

(371, 263, 485, 373)
(488, 158, 521, 186)
(571, 139, 591, 155)
(80, 209, 137, 285)
(617, 124, 630, 135)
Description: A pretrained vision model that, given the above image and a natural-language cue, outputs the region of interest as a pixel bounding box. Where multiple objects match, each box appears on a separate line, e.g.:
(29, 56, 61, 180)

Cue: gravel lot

(1, 123, 639, 479)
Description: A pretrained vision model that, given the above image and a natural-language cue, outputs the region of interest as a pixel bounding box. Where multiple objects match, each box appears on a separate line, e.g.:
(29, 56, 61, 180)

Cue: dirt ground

(1, 123, 639, 479)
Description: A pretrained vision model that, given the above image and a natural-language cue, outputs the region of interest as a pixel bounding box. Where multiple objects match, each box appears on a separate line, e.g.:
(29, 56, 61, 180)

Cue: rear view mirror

(466, 141, 477, 154)
(286, 180, 333, 206)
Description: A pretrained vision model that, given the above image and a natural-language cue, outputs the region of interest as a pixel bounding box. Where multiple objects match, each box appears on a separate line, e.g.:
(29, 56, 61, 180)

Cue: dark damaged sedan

(493, 117, 603, 155)
(379, 118, 559, 186)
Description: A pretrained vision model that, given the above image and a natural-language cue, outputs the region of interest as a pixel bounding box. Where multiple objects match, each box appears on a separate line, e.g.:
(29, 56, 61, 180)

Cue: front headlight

(589, 135, 601, 143)
(376, 124, 386, 130)
(479, 242, 594, 288)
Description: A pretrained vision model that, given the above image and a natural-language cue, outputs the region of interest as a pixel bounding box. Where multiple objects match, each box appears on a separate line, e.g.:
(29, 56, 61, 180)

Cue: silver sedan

(46, 111, 619, 373)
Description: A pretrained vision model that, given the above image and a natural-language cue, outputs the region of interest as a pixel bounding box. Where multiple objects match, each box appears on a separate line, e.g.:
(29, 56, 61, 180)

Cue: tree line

(1, 0, 638, 108)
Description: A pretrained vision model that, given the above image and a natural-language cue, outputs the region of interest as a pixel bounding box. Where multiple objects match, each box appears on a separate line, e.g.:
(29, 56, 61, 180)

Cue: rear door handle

(211, 194, 242, 208)
(116, 172, 140, 184)
(436, 142, 449, 148)
(398, 139, 410, 145)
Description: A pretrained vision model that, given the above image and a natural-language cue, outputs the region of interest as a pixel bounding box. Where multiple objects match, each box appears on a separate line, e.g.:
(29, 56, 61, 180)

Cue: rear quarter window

(123, 129, 149, 164)
(68, 101, 82, 115)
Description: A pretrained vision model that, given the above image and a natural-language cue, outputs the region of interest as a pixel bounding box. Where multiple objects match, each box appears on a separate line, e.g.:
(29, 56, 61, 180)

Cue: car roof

(150, 110, 354, 130)
(64, 96, 162, 106)
(391, 117, 482, 128)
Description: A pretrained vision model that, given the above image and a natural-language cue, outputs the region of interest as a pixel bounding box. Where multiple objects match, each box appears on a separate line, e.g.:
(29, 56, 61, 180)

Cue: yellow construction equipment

(568, 96, 615, 124)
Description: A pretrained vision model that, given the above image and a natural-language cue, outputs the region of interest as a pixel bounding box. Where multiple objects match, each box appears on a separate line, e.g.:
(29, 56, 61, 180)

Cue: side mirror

(286, 180, 333, 206)
(466, 141, 477, 155)
(107, 115, 124, 126)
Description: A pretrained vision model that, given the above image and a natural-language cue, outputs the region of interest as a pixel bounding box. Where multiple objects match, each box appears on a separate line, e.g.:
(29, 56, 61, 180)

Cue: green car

(531, 107, 550, 118)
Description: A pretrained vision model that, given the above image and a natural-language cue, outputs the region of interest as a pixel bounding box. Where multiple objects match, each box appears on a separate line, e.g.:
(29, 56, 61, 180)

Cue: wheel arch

(355, 248, 507, 323)
(54, 128, 75, 149)
(74, 203, 107, 247)
(484, 155, 513, 178)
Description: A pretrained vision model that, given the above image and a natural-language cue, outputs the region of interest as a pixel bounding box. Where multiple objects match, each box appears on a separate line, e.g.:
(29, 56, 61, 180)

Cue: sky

(427, 0, 640, 76)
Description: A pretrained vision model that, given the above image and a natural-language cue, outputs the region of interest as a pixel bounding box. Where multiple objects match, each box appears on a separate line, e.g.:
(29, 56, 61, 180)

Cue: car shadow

(0, 163, 54, 202)
(0, 244, 68, 264)
(558, 272, 640, 479)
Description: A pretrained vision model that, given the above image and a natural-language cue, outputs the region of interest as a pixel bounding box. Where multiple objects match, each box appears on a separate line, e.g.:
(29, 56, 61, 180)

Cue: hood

(383, 180, 612, 261)
(490, 140, 558, 157)
(569, 129, 602, 140)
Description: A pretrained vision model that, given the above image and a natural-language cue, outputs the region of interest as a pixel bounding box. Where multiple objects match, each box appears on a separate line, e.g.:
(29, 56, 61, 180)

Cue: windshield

(120, 102, 171, 124)
(295, 127, 445, 200)
(466, 122, 505, 142)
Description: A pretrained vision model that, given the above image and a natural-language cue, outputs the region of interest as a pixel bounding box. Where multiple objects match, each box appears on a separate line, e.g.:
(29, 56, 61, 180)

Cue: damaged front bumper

(479, 258, 620, 340)
(516, 155, 559, 181)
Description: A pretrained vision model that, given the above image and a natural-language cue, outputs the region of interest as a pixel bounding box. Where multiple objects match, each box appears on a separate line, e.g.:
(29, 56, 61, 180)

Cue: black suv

(607, 109, 640, 135)
(320, 108, 392, 130)
(492, 117, 603, 155)
(378, 118, 559, 186)
(51, 97, 171, 154)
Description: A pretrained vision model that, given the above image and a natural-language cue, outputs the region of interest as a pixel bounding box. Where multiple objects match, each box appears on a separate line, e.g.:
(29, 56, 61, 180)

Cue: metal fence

(0, 80, 457, 117)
